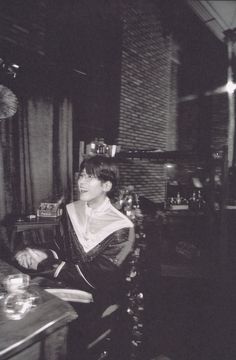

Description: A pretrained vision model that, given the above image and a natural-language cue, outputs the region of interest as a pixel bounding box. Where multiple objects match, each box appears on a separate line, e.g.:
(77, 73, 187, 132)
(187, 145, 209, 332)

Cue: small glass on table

(2, 273, 39, 320)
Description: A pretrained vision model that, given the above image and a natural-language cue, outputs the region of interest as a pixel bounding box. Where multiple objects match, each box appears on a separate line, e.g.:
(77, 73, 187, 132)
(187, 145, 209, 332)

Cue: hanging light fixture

(0, 58, 20, 79)
(0, 85, 18, 119)
(0, 57, 19, 119)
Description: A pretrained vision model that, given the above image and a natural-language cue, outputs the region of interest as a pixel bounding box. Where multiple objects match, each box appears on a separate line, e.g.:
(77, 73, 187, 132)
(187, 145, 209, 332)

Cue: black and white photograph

(0, 1, 236, 359)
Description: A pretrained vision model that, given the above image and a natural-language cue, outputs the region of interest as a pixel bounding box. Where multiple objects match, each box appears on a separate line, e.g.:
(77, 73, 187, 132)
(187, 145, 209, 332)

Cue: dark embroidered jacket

(41, 211, 135, 294)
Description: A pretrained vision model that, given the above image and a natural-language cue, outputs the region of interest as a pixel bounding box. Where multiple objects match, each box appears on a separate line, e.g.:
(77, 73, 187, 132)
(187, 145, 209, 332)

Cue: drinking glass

(3, 274, 30, 293)
(2, 274, 37, 320)
(3, 291, 33, 320)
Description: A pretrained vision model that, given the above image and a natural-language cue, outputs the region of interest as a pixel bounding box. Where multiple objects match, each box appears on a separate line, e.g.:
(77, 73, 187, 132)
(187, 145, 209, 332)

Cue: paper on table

(45, 288, 93, 303)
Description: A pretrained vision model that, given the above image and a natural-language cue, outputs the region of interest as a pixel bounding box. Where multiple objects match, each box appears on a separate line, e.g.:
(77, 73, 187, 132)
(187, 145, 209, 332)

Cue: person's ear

(102, 181, 112, 193)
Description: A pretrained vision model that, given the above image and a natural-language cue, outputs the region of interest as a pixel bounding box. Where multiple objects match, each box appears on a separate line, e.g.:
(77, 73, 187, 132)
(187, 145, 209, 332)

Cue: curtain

(0, 118, 19, 220)
(0, 95, 73, 221)
(53, 97, 73, 204)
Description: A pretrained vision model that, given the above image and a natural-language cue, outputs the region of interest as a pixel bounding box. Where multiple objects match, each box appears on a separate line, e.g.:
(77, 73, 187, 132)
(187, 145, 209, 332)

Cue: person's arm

(16, 224, 135, 292)
(55, 227, 135, 290)
(14, 213, 67, 270)
(15, 247, 59, 270)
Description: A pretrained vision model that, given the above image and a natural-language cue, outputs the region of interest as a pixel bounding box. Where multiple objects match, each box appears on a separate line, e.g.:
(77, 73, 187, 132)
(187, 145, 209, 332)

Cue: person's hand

(15, 249, 31, 269)
(27, 248, 48, 270)
(15, 248, 48, 270)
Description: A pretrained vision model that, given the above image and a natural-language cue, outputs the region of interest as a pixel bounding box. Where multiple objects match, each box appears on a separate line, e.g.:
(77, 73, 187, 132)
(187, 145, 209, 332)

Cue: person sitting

(14, 155, 135, 302)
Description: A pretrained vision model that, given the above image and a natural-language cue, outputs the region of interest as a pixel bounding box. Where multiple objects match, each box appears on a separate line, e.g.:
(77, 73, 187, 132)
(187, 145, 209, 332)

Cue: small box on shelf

(37, 203, 62, 218)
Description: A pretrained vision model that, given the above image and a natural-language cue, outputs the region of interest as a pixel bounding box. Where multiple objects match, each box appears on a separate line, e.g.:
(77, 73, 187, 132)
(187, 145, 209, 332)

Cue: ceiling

(187, 0, 236, 42)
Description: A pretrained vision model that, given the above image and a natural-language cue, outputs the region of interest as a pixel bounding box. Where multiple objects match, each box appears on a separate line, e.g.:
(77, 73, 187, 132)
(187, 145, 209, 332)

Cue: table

(0, 259, 77, 360)
(9, 217, 61, 253)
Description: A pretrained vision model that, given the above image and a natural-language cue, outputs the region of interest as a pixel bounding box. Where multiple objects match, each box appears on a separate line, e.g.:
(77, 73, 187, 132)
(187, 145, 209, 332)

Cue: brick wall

(2, 0, 230, 204)
(116, 0, 229, 203)
(117, 0, 176, 203)
(168, 41, 179, 151)
(210, 93, 229, 150)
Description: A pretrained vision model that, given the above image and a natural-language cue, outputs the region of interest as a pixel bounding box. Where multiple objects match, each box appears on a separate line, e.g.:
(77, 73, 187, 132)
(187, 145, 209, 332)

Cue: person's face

(78, 169, 111, 207)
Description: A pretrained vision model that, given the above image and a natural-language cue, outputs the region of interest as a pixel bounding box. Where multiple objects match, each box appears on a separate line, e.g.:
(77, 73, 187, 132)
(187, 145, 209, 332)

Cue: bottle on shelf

(86, 138, 98, 155)
(196, 190, 206, 210)
(90, 138, 98, 153)
(176, 192, 181, 205)
(166, 196, 176, 209)
(189, 191, 197, 210)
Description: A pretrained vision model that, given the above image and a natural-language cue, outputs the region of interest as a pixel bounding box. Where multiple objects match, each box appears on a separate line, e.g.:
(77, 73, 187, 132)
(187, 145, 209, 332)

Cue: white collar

(66, 198, 133, 253)
(85, 197, 110, 215)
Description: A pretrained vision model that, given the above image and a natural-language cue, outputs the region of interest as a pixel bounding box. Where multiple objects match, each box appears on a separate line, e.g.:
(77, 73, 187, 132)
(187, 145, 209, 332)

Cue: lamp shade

(0, 85, 18, 119)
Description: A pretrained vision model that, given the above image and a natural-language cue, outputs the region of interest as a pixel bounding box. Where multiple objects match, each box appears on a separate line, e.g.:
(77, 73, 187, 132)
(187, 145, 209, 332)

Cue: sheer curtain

(0, 95, 73, 221)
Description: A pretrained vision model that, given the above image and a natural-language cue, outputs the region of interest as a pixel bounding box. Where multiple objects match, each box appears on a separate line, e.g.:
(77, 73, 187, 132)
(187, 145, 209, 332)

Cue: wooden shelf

(115, 150, 206, 163)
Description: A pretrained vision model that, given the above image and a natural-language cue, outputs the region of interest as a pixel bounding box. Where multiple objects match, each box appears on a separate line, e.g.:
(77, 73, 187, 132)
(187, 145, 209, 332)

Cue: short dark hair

(79, 155, 119, 198)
